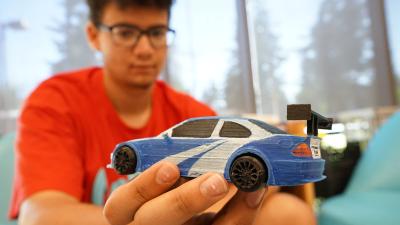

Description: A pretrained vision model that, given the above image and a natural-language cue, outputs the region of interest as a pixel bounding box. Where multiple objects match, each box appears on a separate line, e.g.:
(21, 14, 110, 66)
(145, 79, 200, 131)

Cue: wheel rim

(113, 146, 137, 175)
(230, 156, 266, 192)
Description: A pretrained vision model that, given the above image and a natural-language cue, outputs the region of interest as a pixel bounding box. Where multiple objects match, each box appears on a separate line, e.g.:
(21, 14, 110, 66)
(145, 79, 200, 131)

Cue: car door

(161, 119, 224, 176)
(186, 120, 254, 176)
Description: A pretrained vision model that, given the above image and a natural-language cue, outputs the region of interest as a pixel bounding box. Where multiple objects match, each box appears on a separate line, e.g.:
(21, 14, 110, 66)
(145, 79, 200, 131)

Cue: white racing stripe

(162, 118, 273, 177)
(187, 139, 254, 176)
(163, 139, 227, 165)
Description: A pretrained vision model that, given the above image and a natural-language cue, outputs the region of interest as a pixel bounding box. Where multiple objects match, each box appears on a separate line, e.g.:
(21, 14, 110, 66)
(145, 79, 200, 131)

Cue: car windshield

(248, 119, 287, 134)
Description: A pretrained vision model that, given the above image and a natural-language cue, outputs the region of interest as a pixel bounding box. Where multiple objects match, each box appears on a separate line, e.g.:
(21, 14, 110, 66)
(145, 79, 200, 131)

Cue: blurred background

(0, 0, 399, 223)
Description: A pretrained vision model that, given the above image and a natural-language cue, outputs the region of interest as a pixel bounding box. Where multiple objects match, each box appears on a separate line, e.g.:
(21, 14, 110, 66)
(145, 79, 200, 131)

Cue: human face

(87, 3, 169, 89)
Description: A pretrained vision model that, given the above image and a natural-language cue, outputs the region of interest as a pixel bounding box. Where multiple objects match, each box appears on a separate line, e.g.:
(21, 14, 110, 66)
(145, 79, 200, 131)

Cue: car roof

(185, 116, 253, 122)
(184, 116, 287, 134)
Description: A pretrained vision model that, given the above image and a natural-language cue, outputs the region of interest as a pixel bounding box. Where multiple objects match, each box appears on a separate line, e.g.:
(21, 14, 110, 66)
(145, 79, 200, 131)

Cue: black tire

(112, 145, 137, 175)
(229, 155, 267, 192)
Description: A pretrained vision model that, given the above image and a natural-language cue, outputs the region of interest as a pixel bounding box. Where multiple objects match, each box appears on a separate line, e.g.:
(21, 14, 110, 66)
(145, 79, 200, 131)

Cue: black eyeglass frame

(97, 23, 176, 49)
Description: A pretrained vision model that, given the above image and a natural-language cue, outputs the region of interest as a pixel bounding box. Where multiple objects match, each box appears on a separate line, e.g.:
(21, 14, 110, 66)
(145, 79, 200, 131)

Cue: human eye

(114, 27, 138, 40)
(149, 28, 167, 39)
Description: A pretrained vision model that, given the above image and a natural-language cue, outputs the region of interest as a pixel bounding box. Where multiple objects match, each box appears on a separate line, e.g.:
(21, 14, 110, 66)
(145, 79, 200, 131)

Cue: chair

(282, 121, 316, 206)
(0, 133, 17, 225)
(318, 111, 400, 225)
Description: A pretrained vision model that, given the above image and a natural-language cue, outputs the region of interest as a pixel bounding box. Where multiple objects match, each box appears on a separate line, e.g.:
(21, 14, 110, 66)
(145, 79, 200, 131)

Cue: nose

(133, 35, 154, 58)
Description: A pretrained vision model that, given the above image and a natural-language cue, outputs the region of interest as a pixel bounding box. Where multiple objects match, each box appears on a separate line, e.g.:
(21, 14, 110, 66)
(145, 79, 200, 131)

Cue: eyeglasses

(97, 23, 176, 49)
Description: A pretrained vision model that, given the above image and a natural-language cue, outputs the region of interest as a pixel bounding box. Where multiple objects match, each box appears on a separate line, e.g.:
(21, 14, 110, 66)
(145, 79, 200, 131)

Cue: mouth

(129, 65, 156, 74)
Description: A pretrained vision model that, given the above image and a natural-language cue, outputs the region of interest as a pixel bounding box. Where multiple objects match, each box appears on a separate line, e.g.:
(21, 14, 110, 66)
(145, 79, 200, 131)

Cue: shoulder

(35, 67, 99, 93)
(155, 80, 216, 118)
(25, 67, 100, 107)
(20, 67, 102, 126)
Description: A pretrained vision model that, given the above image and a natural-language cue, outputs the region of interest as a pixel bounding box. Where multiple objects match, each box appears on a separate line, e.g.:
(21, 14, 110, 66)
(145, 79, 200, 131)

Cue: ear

(85, 21, 101, 51)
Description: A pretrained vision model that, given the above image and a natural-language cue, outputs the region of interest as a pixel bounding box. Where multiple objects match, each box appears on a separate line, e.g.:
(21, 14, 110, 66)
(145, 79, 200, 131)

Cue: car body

(109, 116, 326, 191)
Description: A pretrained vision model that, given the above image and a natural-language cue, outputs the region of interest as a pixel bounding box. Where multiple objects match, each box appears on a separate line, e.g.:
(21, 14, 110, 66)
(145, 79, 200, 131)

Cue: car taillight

(292, 143, 312, 157)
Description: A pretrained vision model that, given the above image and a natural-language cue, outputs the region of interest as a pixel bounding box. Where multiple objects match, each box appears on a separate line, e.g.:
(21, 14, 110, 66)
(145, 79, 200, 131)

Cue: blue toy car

(109, 104, 332, 192)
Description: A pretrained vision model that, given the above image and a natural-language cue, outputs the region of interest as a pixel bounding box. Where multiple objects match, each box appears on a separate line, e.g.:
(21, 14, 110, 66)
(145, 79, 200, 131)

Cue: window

(219, 121, 251, 138)
(1, 0, 397, 136)
(385, 0, 400, 103)
(167, 0, 246, 114)
(245, 0, 394, 118)
(0, 0, 96, 136)
(172, 119, 218, 138)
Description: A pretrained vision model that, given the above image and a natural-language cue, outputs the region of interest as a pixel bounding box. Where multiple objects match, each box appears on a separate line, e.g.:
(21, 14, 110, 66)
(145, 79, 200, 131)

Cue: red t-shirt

(9, 67, 216, 218)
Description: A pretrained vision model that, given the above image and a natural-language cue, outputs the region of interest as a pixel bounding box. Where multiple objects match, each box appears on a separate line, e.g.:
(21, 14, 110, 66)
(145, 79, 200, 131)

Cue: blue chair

(319, 111, 400, 225)
(0, 133, 17, 225)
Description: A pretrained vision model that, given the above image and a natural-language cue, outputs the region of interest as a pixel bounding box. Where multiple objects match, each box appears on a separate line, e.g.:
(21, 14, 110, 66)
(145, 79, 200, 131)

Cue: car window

(248, 119, 287, 134)
(171, 119, 218, 138)
(219, 121, 251, 138)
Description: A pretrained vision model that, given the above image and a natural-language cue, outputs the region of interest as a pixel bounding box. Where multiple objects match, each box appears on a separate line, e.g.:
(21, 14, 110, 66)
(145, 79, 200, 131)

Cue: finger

(212, 187, 266, 225)
(104, 161, 180, 225)
(253, 193, 317, 225)
(204, 184, 237, 213)
(171, 177, 192, 189)
(134, 173, 229, 225)
(183, 213, 216, 225)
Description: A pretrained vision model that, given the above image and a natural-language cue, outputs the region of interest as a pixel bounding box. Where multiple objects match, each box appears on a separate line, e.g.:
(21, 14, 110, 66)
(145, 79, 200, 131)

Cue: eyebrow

(110, 23, 169, 30)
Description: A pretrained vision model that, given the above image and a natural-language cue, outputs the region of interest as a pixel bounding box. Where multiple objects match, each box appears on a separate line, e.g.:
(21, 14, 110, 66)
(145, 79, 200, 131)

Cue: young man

(10, 0, 316, 224)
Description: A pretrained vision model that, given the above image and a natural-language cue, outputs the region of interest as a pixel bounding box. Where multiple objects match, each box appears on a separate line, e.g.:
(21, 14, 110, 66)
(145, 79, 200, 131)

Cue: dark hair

(86, 0, 175, 26)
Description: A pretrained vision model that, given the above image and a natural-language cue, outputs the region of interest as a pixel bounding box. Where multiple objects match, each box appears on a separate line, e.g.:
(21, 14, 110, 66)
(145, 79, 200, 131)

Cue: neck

(103, 72, 154, 128)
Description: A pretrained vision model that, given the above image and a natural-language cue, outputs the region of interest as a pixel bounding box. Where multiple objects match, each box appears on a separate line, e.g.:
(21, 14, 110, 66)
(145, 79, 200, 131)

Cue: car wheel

(112, 145, 137, 175)
(229, 155, 267, 192)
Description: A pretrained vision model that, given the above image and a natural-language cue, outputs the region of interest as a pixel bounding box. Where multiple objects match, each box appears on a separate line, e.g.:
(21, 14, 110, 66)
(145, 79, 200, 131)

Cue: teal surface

(0, 133, 17, 225)
(319, 112, 400, 225)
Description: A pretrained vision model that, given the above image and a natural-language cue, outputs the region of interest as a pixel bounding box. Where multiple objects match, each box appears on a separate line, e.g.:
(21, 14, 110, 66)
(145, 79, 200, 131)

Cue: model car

(109, 104, 332, 192)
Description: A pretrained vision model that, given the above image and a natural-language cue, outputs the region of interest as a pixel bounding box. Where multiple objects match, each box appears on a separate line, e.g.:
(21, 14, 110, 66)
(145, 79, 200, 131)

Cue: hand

(104, 161, 266, 225)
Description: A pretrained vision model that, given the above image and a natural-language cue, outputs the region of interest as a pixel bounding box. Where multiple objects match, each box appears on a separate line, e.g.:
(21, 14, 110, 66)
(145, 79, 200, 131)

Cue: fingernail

(200, 174, 228, 197)
(246, 188, 266, 208)
(156, 162, 178, 184)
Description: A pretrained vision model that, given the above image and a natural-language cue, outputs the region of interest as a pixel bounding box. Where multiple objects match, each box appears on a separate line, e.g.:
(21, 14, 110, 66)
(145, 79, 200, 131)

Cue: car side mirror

(162, 133, 172, 143)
